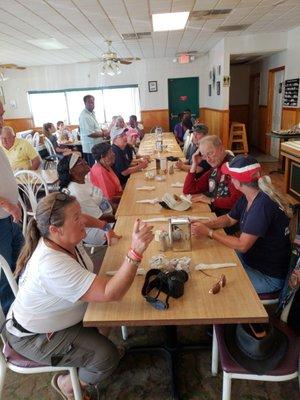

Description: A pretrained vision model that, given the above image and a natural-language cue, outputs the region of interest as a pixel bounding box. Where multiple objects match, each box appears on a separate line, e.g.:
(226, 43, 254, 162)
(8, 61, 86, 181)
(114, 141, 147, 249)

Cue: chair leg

(0, 357, 7, 399)
(121, 326, 128, 340)
(222, 372, 232, 400)
(211, 325, 219, 376)
(69, 367, 83, 400)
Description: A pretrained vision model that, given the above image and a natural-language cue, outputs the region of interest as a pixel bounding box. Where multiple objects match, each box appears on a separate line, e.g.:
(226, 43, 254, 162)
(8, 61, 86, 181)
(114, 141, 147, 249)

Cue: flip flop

(51, 373, 74, 400)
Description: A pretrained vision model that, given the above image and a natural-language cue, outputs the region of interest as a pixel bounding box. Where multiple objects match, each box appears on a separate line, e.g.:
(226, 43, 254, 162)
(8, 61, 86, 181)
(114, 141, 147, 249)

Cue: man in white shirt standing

(0, 100, 24, 314)
(79, 95, 108, 167)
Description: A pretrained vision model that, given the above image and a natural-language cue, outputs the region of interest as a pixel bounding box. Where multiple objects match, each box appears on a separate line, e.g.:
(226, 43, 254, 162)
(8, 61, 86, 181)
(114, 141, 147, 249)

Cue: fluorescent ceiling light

(152, 12, 189, 32)
(26, 38, 68, 50)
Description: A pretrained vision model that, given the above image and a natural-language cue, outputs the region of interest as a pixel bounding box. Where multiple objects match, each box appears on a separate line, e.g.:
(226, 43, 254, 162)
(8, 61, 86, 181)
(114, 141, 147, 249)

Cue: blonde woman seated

(4, 192, 153, 399)
(191, 155, 291, 294)
(57, 153, 120, 246)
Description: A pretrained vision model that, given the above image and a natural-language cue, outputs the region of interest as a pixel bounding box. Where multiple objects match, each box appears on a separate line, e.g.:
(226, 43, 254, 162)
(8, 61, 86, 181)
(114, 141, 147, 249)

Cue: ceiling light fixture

(152, 11, 189, 32)
(0, 70, 9, 82)
(100, 59, 121, 76)
(26, 38, 68, 50)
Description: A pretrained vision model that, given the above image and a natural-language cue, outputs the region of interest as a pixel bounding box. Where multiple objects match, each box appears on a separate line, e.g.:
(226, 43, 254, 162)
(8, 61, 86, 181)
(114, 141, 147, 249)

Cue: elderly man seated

(0, 126, 41, 171)
(183, 135, 241, 218)
(111, 127, 148, 186)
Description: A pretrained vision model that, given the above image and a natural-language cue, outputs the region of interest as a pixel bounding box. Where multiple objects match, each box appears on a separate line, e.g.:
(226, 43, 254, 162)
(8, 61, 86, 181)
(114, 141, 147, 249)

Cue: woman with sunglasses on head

(191, 155, 292, 294)
(4, 192, 154, 399)
(57, 153, 120, 246)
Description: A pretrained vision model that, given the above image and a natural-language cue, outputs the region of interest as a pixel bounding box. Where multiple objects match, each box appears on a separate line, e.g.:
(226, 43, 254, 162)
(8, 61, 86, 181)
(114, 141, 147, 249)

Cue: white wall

(229, 65, 250, 105)
(1, 55, 209, 119)
(206, 39, 230, 110)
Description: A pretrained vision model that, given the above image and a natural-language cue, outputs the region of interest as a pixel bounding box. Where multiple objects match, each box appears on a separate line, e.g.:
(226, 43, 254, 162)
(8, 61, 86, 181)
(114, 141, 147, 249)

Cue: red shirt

(89, 163, 122, 200)
(183, 154, 242, 212)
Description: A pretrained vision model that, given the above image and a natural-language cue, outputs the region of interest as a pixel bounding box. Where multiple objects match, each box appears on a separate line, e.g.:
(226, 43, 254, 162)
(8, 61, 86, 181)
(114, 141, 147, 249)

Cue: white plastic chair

(18, 196, 28, 236)
(14, 170, 49, 217)
(32, 132, 40, 149)
(0, 255, 83, 400)
(25, 134, 34, 146)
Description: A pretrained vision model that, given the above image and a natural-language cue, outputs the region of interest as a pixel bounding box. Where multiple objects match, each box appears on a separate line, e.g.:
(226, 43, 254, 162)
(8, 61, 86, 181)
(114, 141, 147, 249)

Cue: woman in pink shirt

(90, 143, 122, 203)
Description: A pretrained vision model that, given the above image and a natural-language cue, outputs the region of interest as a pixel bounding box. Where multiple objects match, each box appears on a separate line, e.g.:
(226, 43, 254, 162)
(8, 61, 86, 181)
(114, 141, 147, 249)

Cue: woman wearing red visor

(191, 155, 292, 294)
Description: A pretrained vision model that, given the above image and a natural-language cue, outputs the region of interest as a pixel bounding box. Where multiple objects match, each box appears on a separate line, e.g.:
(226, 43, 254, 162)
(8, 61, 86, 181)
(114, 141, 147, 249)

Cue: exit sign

(178, 54, 190, 64)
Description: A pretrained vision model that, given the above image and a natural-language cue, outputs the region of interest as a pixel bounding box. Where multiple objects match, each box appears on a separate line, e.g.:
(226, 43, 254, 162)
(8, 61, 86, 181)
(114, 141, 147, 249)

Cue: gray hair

(199, 135, 223, 149)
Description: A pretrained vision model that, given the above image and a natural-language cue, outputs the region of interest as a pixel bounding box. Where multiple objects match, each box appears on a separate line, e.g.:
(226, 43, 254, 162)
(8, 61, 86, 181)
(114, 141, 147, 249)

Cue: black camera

(142, 269, 189, 310)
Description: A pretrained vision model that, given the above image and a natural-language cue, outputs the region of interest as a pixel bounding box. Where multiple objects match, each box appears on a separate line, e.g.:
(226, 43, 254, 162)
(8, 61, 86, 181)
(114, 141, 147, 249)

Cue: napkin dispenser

(155, 157, 167, 174)
(169, 217, 191, 252)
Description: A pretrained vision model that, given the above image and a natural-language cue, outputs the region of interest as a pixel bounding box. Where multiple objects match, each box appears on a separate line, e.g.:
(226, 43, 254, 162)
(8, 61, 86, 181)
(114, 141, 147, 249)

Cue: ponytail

(258, 175, 292, 218)
(15, 218, 41, 277)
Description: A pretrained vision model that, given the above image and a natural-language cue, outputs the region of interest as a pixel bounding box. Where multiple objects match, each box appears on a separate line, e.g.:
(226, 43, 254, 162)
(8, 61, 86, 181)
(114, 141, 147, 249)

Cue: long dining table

(84, 131, 268, 400)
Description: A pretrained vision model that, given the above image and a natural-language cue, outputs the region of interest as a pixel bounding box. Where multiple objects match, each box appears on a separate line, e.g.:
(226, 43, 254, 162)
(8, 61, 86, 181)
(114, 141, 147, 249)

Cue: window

(28, 92, 68, 127)
(28, 85, 140, 127)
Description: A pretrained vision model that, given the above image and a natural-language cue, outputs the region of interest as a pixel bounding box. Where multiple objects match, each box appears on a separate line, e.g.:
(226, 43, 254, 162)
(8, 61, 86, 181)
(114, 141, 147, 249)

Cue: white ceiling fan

(0, 63, 26, 82)
(99, 40, 140, 76)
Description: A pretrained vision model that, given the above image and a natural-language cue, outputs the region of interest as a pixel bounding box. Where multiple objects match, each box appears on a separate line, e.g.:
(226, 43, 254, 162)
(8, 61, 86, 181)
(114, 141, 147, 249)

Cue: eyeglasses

(209, 274, 226, 295)
(48, 192, 69, 226)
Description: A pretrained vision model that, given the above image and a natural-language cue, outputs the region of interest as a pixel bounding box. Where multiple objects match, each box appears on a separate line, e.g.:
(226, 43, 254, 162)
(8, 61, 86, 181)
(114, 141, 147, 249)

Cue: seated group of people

(0, 98, 296, 399)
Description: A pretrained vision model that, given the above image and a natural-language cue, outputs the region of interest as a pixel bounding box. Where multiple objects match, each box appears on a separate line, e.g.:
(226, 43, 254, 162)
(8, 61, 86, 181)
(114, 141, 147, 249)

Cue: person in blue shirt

(173, 113, 193, 146)
(191, 155, 292, 294)
(111, 127, 148, 186)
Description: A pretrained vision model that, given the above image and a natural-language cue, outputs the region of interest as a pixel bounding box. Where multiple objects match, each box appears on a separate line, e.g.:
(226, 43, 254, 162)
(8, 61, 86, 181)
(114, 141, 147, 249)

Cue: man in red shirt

(183, 135, 241, 218)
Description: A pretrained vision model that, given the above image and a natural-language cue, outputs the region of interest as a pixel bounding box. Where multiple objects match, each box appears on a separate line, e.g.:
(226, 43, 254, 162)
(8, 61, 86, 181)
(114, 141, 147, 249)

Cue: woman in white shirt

(57, 153, 120, 246)
(5, 192, 153, 399)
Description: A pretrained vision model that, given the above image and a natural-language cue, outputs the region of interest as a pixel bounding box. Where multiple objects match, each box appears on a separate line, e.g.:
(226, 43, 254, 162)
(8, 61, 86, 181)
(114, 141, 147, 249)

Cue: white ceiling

(0, 0, 300, 67)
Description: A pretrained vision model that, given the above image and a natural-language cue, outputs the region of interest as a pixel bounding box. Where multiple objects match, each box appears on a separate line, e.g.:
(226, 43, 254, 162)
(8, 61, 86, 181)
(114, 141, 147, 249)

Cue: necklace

(44, 238, 88, 270)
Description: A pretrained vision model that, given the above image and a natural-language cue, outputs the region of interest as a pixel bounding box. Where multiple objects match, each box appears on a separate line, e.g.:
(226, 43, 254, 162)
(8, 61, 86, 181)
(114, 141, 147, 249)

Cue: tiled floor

(3, 161, 299, 400)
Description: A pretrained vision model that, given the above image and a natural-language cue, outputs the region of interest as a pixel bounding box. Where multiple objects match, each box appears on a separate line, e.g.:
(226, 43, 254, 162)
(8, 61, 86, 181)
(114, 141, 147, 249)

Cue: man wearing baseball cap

(183, 135, 241, 220)
(111, 127, 148, 186)
(176, 124, 210, 174)
(191, 154, 291, 294)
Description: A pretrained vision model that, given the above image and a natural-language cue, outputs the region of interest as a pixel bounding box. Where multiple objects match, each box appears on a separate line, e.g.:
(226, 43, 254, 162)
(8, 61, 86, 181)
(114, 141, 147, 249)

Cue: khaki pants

(5, 322, 119, 385)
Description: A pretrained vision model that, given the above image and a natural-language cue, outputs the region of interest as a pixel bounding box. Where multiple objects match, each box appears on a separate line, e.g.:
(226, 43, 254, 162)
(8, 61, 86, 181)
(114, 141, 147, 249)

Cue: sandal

(51, 373, 74, 400)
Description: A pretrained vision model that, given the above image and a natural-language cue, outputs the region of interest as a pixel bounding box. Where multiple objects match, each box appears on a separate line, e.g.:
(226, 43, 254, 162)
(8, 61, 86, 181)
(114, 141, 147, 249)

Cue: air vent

(189, 9, 232, 20)
(121, 32, 151, 40)
(216, 24, 250, 32)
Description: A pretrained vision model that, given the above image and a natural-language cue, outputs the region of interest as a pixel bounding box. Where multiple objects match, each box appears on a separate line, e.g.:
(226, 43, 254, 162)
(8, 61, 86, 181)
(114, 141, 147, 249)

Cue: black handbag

(141, 268, 188, 310)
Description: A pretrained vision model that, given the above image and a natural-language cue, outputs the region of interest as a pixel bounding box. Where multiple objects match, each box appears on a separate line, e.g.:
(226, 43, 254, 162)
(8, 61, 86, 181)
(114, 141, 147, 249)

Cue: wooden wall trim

(200, 107, 229, 113)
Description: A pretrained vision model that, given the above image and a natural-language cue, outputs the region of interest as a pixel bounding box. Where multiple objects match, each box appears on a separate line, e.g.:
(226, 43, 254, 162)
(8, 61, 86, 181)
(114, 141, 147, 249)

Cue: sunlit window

(28, 86, 140, 127)
(28, 92, 68, 127)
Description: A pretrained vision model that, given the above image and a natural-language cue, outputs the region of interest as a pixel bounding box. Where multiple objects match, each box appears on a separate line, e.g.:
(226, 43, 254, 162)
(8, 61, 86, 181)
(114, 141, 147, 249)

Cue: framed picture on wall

(148, 81, 158, 92)
(216, 81, 221, 95)
(208, 84, 212, 97)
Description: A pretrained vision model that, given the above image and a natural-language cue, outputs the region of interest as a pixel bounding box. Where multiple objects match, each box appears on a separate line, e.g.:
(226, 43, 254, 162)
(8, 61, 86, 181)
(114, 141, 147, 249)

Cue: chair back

(25, 134, 34, 146)
(14, 170, 49, 216)
(32, 132, 40, 148)
(44, 137, 56, 157)
(18, 196, 28, 236)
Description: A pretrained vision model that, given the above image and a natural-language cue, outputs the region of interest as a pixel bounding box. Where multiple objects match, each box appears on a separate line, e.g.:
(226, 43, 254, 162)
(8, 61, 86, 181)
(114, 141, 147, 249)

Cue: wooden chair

(0, 255, 83, 400)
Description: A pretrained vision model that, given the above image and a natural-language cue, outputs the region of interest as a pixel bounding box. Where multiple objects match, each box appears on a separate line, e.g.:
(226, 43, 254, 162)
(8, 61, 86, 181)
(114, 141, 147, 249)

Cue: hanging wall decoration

(216, 81, 221, 96)
(283, 78, 299, 107)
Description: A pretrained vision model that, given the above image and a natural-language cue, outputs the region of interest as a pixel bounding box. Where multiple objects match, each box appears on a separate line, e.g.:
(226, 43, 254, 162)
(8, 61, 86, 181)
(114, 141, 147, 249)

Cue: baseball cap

(221, 154, 261, 183)
(192, 124, 208, 135)
(110, 127, 128, 142)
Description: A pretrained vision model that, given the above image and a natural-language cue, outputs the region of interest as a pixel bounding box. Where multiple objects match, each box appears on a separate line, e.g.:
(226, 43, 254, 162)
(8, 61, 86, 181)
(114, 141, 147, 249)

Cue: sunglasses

(209, 274, 226, 295)
(48, 192, 70, 225)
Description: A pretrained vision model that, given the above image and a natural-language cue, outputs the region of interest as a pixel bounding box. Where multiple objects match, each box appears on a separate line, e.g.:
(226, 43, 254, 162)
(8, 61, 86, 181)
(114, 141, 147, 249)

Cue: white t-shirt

(68, 181, 103, 219)
(7, 239, 96, 336)
(0, 148, 18, 219)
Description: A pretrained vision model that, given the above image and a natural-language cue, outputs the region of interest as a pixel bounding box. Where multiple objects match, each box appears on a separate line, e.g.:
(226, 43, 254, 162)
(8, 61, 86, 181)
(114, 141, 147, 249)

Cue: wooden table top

(116, 166, 210, 217)
(138, 133, 183, 158)
(84, 214, 267, 327)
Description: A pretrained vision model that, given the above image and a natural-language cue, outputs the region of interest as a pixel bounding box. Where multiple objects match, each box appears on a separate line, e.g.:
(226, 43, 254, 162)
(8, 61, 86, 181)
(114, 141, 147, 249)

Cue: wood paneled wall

(281, 107, 300, 129)
(3, 118, 34, 133)
(199, 107, 229, 147)
(229, 105, 249, 133)
(140, 109, 169, 133)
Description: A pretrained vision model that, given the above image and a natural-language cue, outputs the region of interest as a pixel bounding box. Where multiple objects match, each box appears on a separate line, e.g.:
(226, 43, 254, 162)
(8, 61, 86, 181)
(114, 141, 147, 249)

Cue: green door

(168, 77, 199, 131)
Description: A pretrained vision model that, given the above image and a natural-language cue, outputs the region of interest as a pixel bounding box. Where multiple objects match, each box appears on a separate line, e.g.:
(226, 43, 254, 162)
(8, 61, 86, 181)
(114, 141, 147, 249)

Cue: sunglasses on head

(48, 192, 70, 225)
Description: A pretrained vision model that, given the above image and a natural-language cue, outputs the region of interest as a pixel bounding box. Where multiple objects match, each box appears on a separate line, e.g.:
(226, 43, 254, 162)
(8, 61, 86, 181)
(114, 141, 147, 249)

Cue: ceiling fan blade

(119, 60, 132, 65)
(0, 63, 26, 69)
